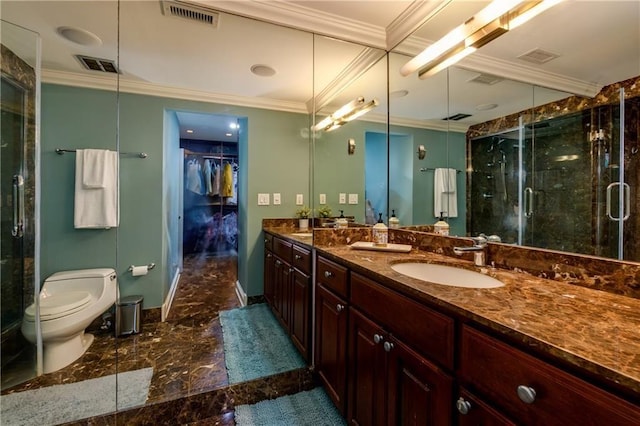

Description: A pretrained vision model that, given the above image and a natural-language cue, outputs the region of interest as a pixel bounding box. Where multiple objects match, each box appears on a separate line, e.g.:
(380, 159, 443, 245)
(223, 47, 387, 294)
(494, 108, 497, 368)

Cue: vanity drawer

(264, 232, 273, 251)
(317, 256, 348, 298)
(292, 244, 311, 275)
(273, 237, 292, 263)
(459, 325, 640, 426)
(350, 272, 454, 370)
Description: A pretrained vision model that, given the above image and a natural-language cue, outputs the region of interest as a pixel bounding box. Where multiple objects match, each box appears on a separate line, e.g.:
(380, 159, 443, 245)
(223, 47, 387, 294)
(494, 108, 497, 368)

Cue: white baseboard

(162, 267, 181, 321)
(235, 280, 247, 307)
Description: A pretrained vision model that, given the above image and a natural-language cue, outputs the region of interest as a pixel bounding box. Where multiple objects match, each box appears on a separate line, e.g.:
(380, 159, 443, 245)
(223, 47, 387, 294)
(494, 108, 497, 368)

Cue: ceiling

(2, 1, 639, 140)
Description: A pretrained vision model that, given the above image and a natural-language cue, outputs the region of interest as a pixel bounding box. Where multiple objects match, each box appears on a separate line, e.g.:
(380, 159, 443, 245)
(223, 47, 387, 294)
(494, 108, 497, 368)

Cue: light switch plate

(258, 193, 270, 205)
(296, 194, 304, 205)
(319, 193, 327, 204)
(339, 193, 346, 204)
(273, 193, 281, 205)
(348, 193, 358, 204)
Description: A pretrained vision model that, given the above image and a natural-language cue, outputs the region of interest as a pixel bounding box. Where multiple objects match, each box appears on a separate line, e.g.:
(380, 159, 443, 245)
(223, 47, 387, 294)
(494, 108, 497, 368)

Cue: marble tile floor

(2, 253, 317, 424)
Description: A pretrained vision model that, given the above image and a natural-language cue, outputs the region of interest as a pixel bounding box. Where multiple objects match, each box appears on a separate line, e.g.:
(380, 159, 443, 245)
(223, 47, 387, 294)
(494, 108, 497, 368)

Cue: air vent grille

(161, 1, 219, 27)
(518, 48, 560, 65)
(468, 73, 504, 85)
(75, 55, 119, 74)
(443, 113, 472, 121)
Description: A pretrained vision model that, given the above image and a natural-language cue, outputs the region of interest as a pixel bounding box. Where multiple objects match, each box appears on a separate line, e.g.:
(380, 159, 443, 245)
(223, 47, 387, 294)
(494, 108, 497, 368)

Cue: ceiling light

(229, 123, 239, 129)
(56, 26, 102, 46)
(250, 64, 276, 77)
(402, 0, 562, 78)
(186, 129, 194, 134)
(312, 97, 379, 132)
(225, 132, 233, 137)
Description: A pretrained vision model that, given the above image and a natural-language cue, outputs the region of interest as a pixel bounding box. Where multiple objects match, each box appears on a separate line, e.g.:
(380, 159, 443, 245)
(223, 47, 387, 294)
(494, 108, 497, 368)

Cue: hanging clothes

(212, 161, 221, 196)
(221, 162, 234, 198)
(186, 158, 204, 195)
(227, 162, 238, 205)
(203, 159, 213, 195)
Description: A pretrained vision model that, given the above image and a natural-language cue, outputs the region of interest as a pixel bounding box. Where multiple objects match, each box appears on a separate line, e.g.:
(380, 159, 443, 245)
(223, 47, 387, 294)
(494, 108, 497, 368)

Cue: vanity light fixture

(312, 97, 380, 132)
(401, 0, 563, 79)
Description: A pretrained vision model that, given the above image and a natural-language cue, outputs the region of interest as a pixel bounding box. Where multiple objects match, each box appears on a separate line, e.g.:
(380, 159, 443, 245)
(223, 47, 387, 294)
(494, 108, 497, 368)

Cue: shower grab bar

(524, 187, 533, 218)
(606, 182, 631, 221)
(55, 148, 148, 158)
(12, 175, 24, 238)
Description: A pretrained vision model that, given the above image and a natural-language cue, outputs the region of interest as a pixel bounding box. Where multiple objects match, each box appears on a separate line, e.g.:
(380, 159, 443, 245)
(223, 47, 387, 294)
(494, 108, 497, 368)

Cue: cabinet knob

(383, 341, 394, 352)
(264, 239, 269, 244)
(289, 268, 294, 273)
(267, 253, 272, 258)
(373, 334, 383, 344)
(517, 385, 537, 404)
(295, 254, 302, 260)
(456, 398, 472, 415)
(275, 259, 282, 266)
(324, 270, 333, 278)
(336, 303, 345, 312)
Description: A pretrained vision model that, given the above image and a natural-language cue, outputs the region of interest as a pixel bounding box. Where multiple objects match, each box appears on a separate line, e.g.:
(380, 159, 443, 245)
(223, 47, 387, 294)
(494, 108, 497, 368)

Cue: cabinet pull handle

(336, 304, 344, 313)
(12, 175, 24, 238)
(456, 398, 472, 415)
(373, 334, 383, 344)
(275, 259, 282, 266)
(517, 385, 536, 404)
(324, 271, 333, 278)
(295, 254, 302, 260)
(383, 341, 394, 352)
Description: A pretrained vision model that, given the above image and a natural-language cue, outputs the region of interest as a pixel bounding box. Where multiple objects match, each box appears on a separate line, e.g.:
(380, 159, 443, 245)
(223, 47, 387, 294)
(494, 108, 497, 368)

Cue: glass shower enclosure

(1, 20, 41, 389)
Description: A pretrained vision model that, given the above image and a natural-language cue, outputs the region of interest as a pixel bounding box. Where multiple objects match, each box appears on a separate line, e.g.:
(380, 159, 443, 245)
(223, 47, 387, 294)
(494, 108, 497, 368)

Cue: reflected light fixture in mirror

(401, 0, 563, 79)
(312, 96, 379, 132)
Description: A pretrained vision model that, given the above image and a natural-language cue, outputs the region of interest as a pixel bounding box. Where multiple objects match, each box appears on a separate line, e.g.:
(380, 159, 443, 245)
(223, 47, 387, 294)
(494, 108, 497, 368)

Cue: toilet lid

(24, 291, 92, 321)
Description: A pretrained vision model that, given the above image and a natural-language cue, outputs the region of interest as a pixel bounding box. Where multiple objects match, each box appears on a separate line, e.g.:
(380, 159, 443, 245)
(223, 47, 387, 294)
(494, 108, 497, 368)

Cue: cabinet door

(348, 308, 387, 426)
(386, 334, 454, 426)
(315, 284, 349, 415)
(272, 257, 290, 328)
(290, 268, 310, 361)
(456, 388, 516, 426)
(264, 251, 275, 306)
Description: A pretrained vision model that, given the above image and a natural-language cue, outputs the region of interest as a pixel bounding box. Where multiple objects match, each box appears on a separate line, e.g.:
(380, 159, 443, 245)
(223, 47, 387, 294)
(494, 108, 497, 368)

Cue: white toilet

(21, 268, 118, 374)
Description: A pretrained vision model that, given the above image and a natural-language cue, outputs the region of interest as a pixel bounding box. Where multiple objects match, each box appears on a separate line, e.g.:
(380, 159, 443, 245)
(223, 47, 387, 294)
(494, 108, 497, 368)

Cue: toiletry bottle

(336, 210, 348, 229)
(372, 213, 388, 246)
(389, 209, 400, 229)
(434, 212, 449, 236)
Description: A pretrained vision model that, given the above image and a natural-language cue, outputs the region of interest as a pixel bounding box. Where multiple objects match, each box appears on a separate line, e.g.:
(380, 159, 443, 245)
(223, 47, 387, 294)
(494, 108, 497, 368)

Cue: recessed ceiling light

(250, 64, 276, 77)
(56, 26, 102, 46)
(229, 123, 239, 129)
(476, 103, 498, 111)
(390, 90, 409, 98)
(186, 129, 194, 134)
(225, 133, 233, 137)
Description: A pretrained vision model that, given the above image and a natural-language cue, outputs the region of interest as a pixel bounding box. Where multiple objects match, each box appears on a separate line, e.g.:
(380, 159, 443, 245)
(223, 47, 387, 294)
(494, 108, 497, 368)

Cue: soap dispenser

(372, 213, 388, 246)
(389, 209, 400, 229)
(434, 212, 450, 236)
(336, 210, 348, 229)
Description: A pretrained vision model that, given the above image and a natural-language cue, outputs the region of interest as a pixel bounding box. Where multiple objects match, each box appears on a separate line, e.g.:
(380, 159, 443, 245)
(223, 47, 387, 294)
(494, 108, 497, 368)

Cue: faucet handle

(472, 235, 488, 246)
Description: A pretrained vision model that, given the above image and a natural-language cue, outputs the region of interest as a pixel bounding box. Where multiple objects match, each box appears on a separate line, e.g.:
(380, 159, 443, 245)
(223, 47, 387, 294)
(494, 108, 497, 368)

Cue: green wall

(41, 84, 310, 307)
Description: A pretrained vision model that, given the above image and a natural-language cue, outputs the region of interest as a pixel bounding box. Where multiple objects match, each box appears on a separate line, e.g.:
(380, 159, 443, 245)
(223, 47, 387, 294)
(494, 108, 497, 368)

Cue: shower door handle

(12, 174, 24, 238)
(606, 182, 630, 221)
(524, 187, 533, 218)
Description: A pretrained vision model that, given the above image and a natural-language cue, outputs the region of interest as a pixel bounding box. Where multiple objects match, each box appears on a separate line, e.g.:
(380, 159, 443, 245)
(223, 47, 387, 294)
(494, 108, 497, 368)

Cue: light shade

(312, 96, 379, 132)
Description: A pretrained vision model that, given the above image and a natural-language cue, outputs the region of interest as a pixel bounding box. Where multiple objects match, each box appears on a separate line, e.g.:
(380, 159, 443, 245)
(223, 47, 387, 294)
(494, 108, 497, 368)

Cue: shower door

(1, 21, 40, 389)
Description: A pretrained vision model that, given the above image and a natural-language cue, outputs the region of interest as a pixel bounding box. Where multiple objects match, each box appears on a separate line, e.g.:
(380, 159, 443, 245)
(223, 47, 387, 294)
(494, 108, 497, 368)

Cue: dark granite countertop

(263, 225, 640, 398)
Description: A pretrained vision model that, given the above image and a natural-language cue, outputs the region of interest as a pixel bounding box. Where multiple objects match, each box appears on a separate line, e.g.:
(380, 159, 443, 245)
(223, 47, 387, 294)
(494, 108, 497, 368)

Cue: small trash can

(115, 295, 143, 337)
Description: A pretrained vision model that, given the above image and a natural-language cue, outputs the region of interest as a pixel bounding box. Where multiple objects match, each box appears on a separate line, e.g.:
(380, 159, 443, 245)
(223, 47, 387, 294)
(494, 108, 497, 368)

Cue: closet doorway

(177, 112, 240, 259)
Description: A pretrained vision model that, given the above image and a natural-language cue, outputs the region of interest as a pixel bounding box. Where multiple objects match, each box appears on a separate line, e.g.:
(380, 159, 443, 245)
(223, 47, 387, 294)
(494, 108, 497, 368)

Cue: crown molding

(41, 69, 308, 114)
(195, 0, 387, 48)
(386, 0, 452, 51)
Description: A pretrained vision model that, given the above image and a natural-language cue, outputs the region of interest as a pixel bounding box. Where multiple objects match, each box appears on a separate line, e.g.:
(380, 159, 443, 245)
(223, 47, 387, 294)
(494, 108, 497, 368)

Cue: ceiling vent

(468, 73, 504, 85)
(161, 1, 219, 27)
(518, 48, 560, 65)
(443, 113, 472, 121)
(75, 55, 119, 73)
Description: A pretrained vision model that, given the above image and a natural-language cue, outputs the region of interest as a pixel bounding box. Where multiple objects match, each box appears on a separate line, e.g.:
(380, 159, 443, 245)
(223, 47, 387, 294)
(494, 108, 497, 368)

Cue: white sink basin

(390, 262, 504, 289)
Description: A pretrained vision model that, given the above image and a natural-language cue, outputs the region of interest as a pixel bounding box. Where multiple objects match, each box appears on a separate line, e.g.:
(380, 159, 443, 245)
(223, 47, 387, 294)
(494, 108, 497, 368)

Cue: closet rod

(56, 148, 148, 159)
(420, 167, 461, 173)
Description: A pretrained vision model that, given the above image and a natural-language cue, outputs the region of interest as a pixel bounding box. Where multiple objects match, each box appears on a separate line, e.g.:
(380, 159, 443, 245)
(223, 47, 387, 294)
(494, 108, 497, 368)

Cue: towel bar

(56, 148, 148, 159)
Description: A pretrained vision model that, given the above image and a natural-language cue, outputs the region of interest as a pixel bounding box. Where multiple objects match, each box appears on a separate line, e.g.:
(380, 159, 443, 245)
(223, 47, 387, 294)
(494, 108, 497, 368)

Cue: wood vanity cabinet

(263, 233, 312, 362)
(459, 325, 640, 426)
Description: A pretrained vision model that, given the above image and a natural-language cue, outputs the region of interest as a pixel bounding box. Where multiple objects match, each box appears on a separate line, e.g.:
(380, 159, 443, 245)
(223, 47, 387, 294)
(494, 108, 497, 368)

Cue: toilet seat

(24, 291, 92, 321)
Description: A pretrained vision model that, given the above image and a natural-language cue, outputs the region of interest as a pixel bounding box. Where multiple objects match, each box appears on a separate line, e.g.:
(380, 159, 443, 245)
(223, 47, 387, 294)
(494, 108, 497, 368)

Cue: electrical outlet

(319, 193, 327, 204)
(273, 193, 281, 205)
(339, 193, 346, 204)
(257, 193, 270, 206)
(348, 193, 358, 204)
(296, 194, 304, 205)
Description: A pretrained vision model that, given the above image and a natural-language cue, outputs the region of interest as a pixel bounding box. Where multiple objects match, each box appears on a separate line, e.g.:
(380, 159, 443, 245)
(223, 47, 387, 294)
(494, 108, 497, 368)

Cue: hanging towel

(81, 149, 109, 188)
(433, 168, 458, 218)
(74, 149, 119, 229)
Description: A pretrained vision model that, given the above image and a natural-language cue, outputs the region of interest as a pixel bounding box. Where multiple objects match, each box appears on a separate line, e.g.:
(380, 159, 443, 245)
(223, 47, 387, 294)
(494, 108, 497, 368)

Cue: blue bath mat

(219, 303, 305, 384)
(235, 387, 346, 425)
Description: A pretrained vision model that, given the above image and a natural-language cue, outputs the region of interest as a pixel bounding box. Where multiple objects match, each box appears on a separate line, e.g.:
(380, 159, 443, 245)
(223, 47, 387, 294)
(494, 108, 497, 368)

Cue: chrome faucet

(453, 235, 487, 266)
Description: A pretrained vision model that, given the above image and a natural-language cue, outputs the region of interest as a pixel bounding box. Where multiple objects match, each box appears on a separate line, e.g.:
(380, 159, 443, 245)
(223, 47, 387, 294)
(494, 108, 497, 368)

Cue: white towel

(81, 149, 109, 188)
(434, 168, 458, 218)
(74, 149, 119, 229)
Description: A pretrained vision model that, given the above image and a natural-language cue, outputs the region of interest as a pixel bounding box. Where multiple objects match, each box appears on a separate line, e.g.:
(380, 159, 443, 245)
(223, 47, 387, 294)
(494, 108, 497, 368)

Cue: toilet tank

(43, 268, 116, 298)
